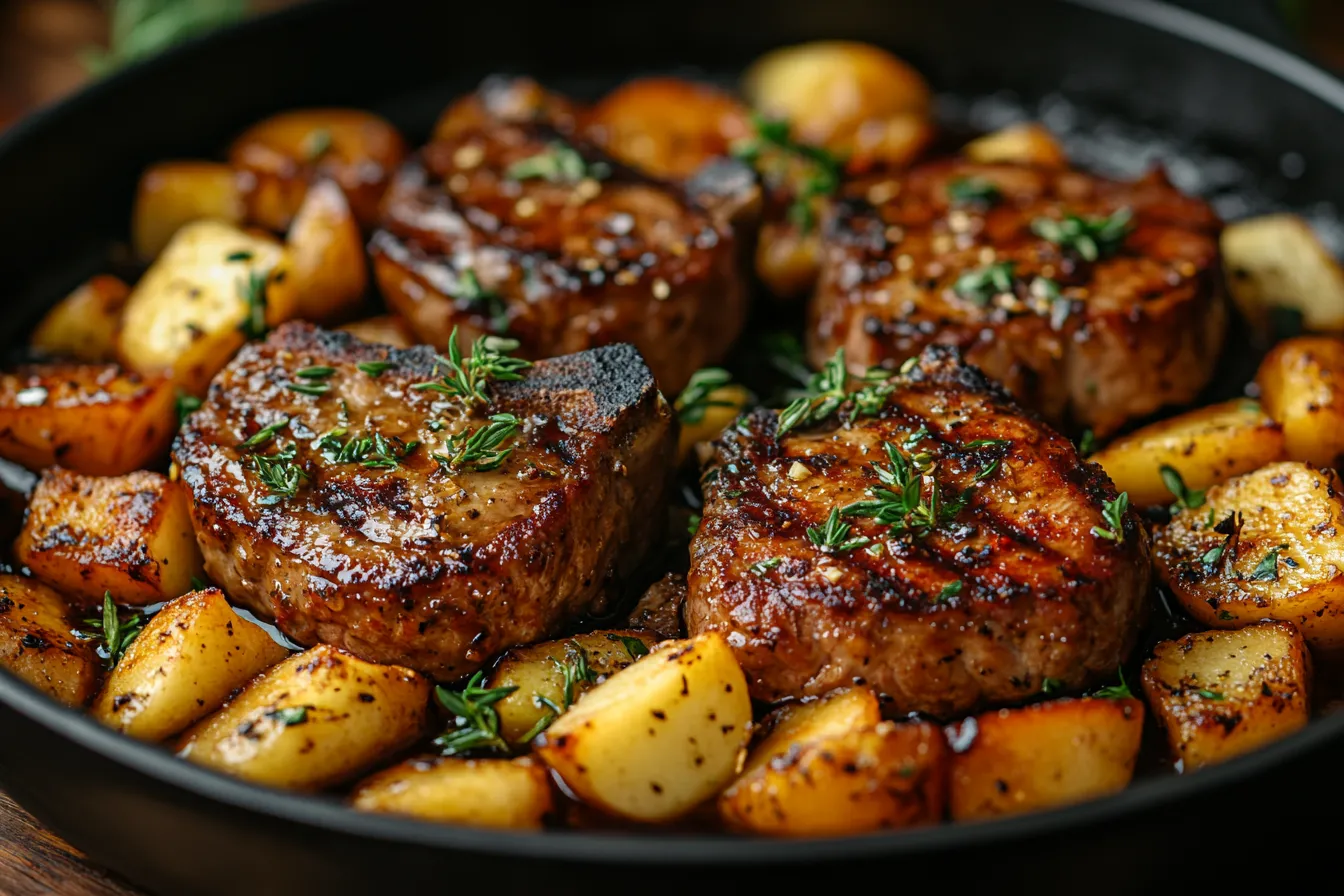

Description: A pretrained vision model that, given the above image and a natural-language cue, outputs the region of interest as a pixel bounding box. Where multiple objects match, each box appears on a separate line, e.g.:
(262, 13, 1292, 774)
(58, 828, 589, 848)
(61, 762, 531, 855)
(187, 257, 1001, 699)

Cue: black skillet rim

(2, 0, 1344, 866)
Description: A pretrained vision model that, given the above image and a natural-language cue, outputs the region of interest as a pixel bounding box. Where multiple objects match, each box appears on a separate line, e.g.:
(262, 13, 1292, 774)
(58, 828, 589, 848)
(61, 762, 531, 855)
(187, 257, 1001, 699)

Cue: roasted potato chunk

(0, 362, 176, 475)
(742, 41, 931, 159)
(177, 644, 430, 790)
(283, 178, 368, 324)
(755, 222, 821, 301)
(743, 687, 884, 760)
(1222, 213, 1344, 334)
(1142, 622, 1310, 772)
(1152, 462, 1344, 650)
(676, 379, 751, 464)
(0, 574, 99, 706)
(15, 467, 203, 607)
(963, 122, 1068, 168)
(338, 314, 416, 348)
(29, 275, 130, 362)
(586, 77, 750, 179)
(535, 633, 751, 822)
(489, 629, 659, 746)
(229, 108, 407, 230)
(131, 161, 247, 260)
(1091, 399, 1286, 507)
(117, 220, 295, 395)
(946, 697, 1144, 820)
(90, 589, 288, 741)
(352, 756, 554, 829)
(1256, 336, 1344, 467)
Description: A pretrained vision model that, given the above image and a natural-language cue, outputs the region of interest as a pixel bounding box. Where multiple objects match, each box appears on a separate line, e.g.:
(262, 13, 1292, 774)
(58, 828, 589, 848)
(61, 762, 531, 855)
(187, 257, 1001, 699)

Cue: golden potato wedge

(1142, 622, 1310, 772)
(1256, 336, 1344, 467)
(742, 41, 931, 157)
(281, 178, 368, 324)
(755, 222, 821, 301)
(15, 467, 203, 607)
(229, 108, 407, 230)
(489, 629, 659, 746)
(1222, 213, 1344, 333)
(586, 77, 751, 179)
(131, 161, 247, 260)
(0, 362, 176, 475)
(337, 314, 416, 348)
(29, 275, 130, 362)
(946, 697, 1144, 820)
(177, 644, 430, 790)
(742, 687, 883, 769)
(0, 574, 99, 706)
(1091, 399, 1286, 507)
(963, 123, 1068, 168)
(1153, 461, 1344, 650)
(535, 633, 751, 822)
(675, 376, 751, 465)
(90, 589, 288, 741)
(352, 756, 554, 829)
(720, 719, 946, 836)
(117, 220, 295, 395)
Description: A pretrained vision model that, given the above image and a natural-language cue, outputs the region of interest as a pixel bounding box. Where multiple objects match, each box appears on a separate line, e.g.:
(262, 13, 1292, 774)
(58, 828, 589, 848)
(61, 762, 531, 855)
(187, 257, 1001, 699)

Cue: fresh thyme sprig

(732, 114, 842, 234)
(413, 328, 531, 410)
(1092, 667, 1134, 700)
(1091, 493, 1129, 543)
(518, 642, 599, 744)
(841, 441, 971, 538)
(239, 417, 290, 449)
(433, 413, 521, 473)
(1031, 208, 1133, 262)
(236, 268, 271, 340)
(79, 592, 147, 668)
(676, 368, 736, 424)
(1160, 465, 1206, 514)
(247, 446, 304, 504)
(947, 177, 1002, 207)
(777, 349, 848, 436)
(807, 506, 871, 554)
(315, 428, 418, 469)
(954, 261, 1016, 306)
(505, 141, 608, 184)
(433, 672, 517, 757)
(606, 633, 650, 661)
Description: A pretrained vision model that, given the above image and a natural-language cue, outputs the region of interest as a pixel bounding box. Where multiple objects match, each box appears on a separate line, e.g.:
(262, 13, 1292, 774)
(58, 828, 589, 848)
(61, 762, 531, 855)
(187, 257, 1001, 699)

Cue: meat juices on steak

(369, 81, 748, 395)
(808, 159, 1226, 438)
(685, 346, 1150, 717)
(174, 322, 674, 680)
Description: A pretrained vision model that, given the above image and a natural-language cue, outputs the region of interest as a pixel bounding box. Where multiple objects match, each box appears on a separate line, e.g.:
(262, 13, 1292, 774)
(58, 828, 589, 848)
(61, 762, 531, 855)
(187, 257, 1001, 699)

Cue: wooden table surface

(0, 791, 142, 896)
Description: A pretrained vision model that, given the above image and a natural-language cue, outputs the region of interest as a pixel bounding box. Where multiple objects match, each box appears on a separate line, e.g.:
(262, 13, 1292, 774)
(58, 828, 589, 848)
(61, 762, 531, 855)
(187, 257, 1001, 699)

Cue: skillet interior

(1, 0, 1343, 892)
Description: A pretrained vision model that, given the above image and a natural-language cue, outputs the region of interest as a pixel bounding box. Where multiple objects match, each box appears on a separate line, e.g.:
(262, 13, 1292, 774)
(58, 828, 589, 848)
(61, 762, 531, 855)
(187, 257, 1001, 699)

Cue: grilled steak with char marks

(370, 80, 748, 395)
(808, 159, 1225, 437)
(174, 322, 674, 680)
(685, 346, 1150, 717)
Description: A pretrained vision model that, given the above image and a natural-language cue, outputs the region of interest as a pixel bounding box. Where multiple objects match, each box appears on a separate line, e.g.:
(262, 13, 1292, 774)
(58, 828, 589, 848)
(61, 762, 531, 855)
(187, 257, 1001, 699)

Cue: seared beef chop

(370, 81, 748, 395)
(685, 346, 1150, 717)
(174, 322, 674, 680)
(808, 159, 1225, 437)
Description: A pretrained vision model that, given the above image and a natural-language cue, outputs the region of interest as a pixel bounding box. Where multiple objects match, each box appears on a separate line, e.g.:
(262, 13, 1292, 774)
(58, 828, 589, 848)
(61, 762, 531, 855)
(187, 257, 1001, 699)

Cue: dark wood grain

(0, 790, 145, 896)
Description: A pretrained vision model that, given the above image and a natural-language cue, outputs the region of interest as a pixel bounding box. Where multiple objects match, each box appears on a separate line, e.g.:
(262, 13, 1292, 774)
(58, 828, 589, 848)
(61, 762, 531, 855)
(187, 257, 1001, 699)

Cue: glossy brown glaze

(370, 80, 748, 395)
(173, 322, 675, 680)
(685, 346, 1151, 717)
(808, 159, 1226, 437)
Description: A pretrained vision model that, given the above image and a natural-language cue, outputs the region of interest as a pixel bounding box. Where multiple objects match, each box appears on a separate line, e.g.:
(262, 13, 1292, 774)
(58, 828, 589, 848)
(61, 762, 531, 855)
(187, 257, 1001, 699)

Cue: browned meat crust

(370, 82, 748, 394)
(174, 322, 675, 680)
(685, 346, 1151, 717)
(807, 159, 1226, 437)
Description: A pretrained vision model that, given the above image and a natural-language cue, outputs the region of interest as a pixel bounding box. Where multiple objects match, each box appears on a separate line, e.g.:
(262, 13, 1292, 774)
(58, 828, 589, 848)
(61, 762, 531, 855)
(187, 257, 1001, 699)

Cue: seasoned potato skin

(282, 178, 369, 324)
(351, 756, 554, 829)
(946, 697, 1144, 820)
(535, 634, 752, 823)
(15, 467, 203, 607)
(1256, 336, 1344, 467)
(229, 108, 407, 230)
(131, 161, 247, 260)
(176, 644, 430, 790)
(489, 629, 659, 746)
(1152, 461, 1344, 650)
(1092, 399, 1286, 507)
(1142, 622, 1310, 771)
(90, 589, 289, 741)
(0, 574, 99, 706)
(0, 362, 176, 475)
(1222, 213, 1344, 334)
(30, 275, 130, 363)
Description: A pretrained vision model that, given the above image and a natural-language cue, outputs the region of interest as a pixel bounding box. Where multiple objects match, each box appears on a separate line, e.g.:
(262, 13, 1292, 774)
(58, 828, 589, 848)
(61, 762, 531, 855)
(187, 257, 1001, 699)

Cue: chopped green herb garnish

(246, 446, 304, 504)
(553, 641, 597, 709)
(285, 382, 330, 397)
(1078, 429, 1096, 457)
(964, 439, 1010, 450)
(851, 369, 895, 418)
(433, 672, 517, 757)
(606, 633, 650, 661)
(357, 361, 395, 378)
(453, 269, 509, 333)
(687, 513, 702, 537)
(1091, 493, 1129, 543)
(433, 413, 521, 473)
(841, 441, 969, 538)
(1201, 542, 1227, 566)
(78, 592, 147, 668)
(302, 128, 333, 162)
(239, 417, 290, 449)
(936, 580, 963, 602)
(732, 114, 842, 235)
(225, 250, 254, 263)
(777, 348, 848, 436)
(267, 706, 309, 727)
(505, 141, 605, 184)
(676, 368, 736, 424)
(807, 506, 870, 554)
(295, 366, 335, 380)
(1250, 544, 1289, 582)
(947, 177, 1001, 207)
(1219, 610, 1234, 621)
(236, 269, 271, 340)
(750, 557, 784, 576)
(175, 391, 201, 424)
(413, 328, 531, 409)
(1160, 464, 1206, 514)
(954, 261, 1016, 306)
(1041, 677, 1064, 695)
(1197, 689, 1225, 701)
(1031, 208, 1133, 262)
(1092, 667, 1134, 700)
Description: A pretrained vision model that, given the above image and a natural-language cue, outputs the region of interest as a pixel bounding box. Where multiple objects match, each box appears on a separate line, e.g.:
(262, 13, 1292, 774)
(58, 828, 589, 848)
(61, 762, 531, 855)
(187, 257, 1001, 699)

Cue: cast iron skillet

(1, 1, 1341, 892)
